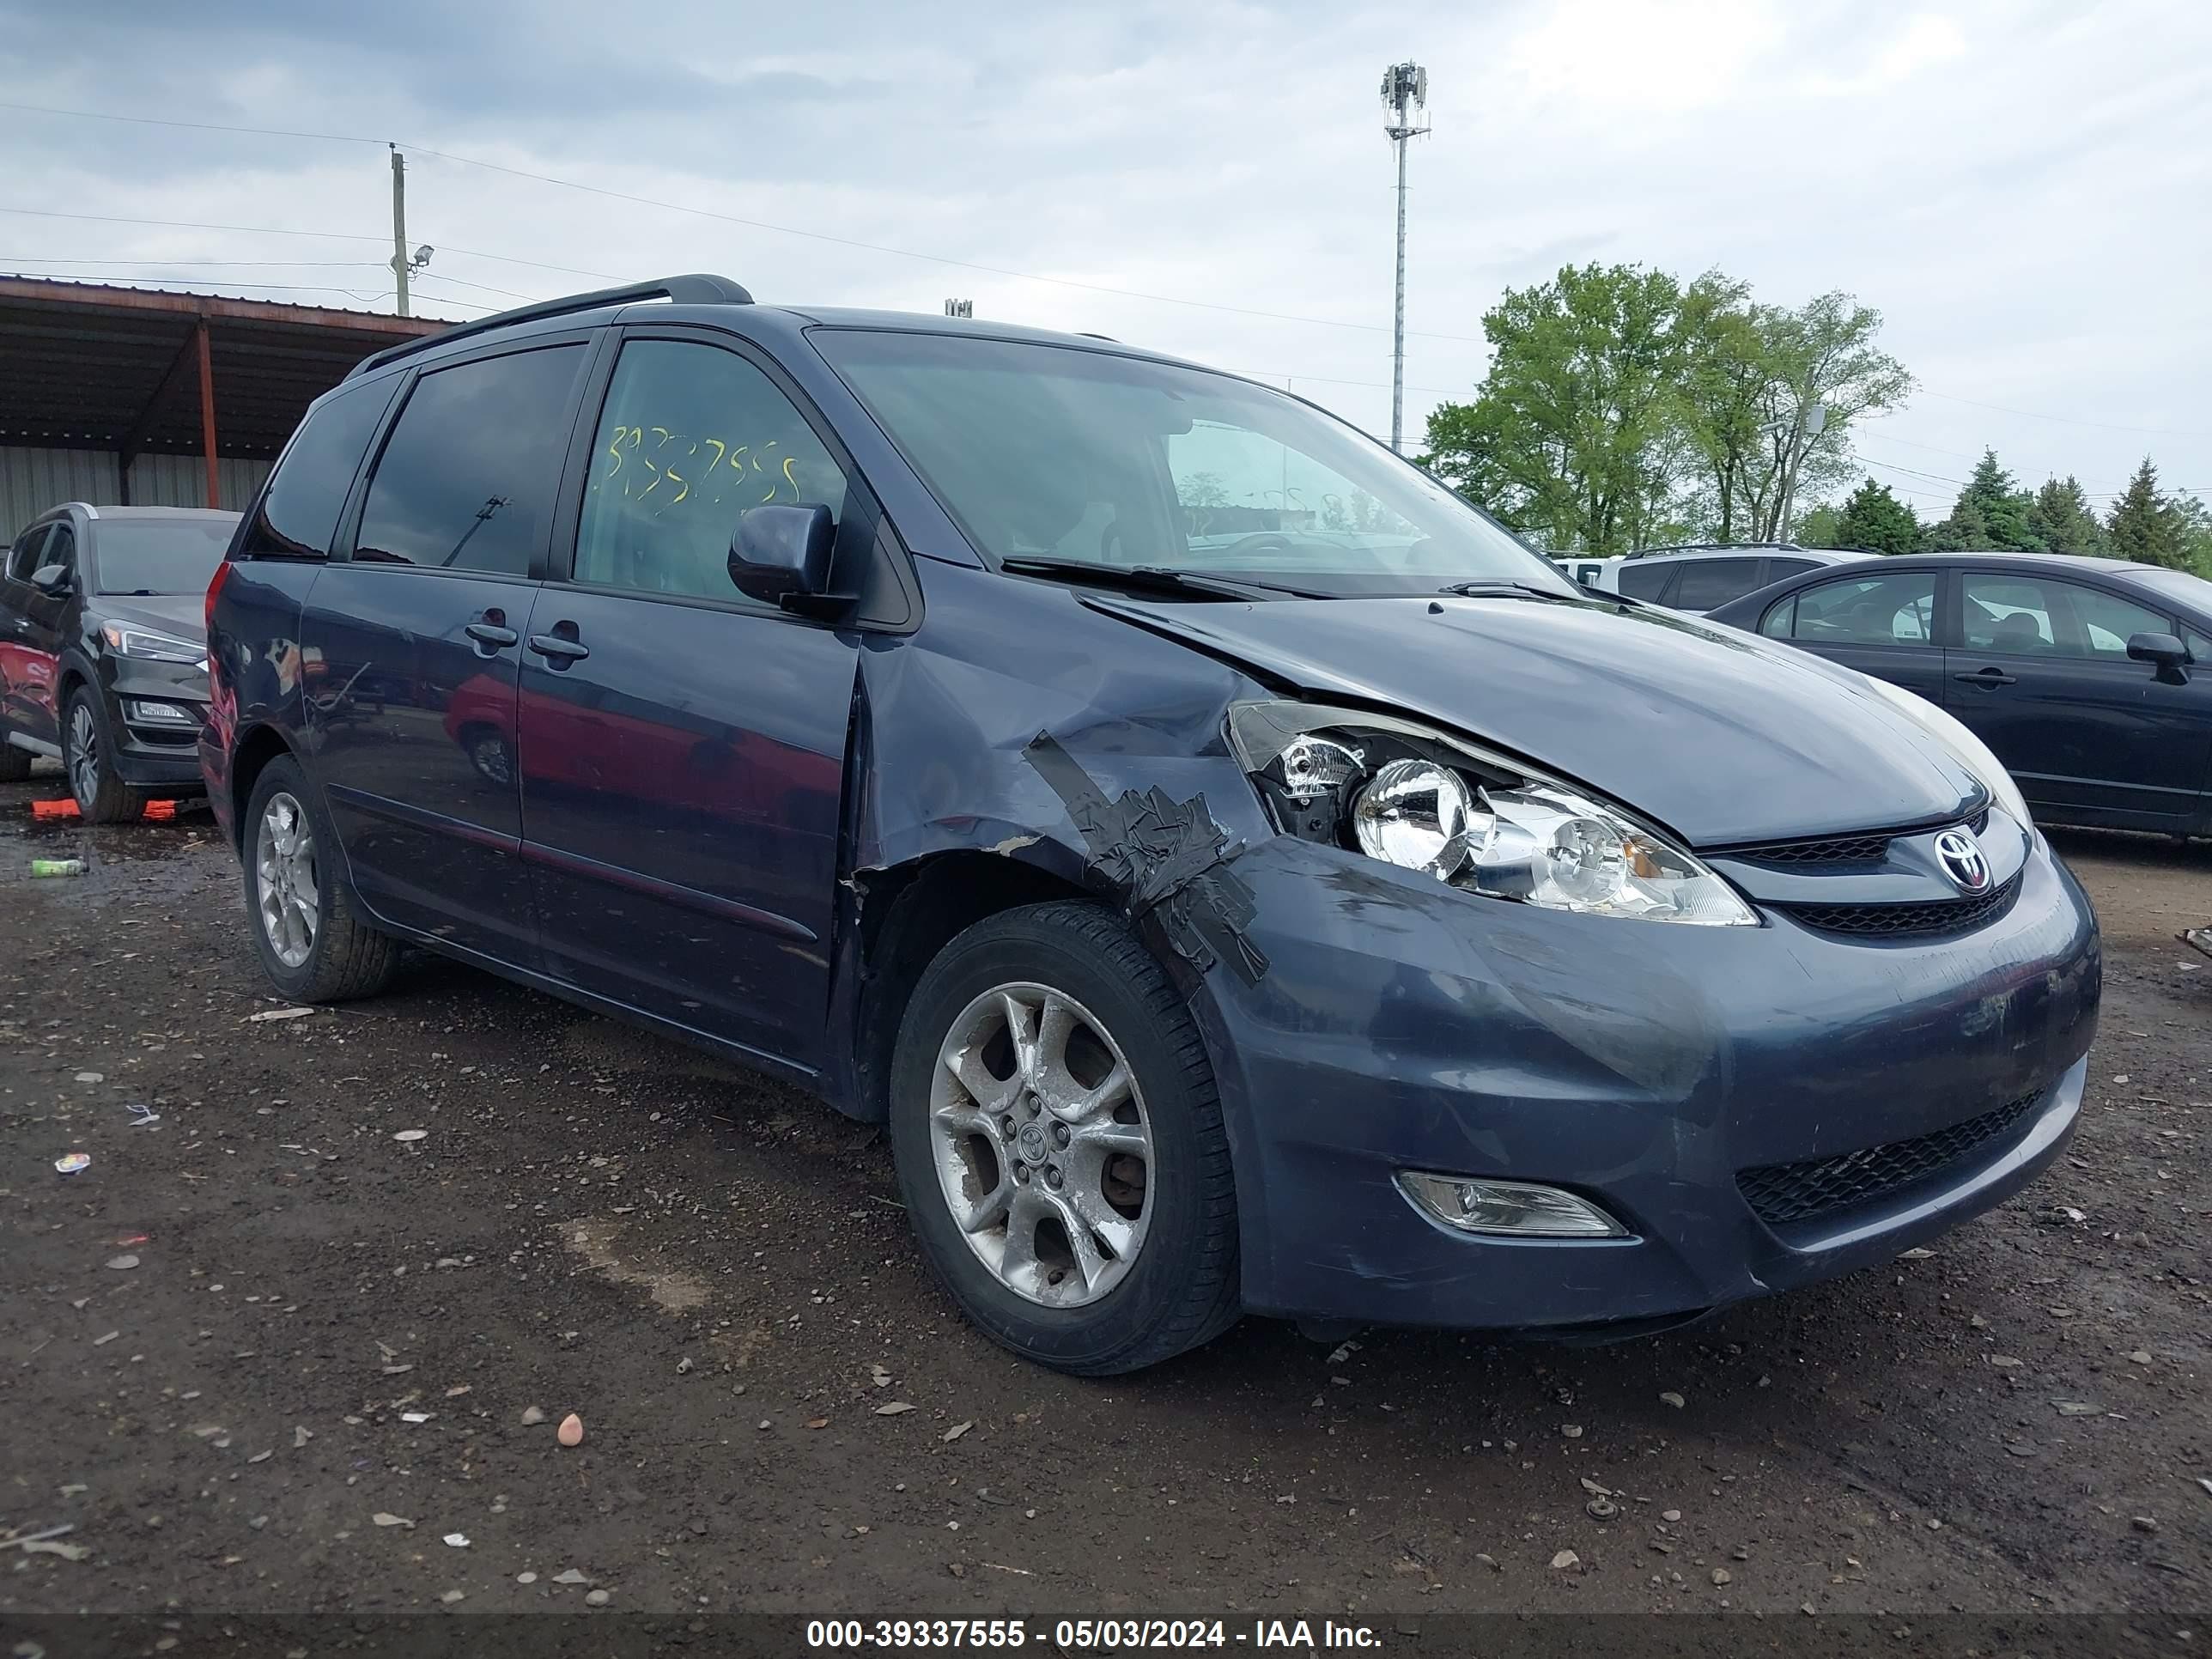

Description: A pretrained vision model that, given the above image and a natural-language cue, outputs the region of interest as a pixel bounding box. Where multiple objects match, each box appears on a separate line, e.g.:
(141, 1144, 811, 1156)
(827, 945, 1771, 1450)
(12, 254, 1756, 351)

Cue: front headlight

(1230, 702, 1754, 926)
(1852, 673, 2031, 828)
(101, 622, 206, 666)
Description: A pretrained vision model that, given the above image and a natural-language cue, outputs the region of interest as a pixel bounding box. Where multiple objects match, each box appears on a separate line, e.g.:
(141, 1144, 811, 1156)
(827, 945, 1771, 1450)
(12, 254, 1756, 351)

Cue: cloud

(0, 0, 2203, 505)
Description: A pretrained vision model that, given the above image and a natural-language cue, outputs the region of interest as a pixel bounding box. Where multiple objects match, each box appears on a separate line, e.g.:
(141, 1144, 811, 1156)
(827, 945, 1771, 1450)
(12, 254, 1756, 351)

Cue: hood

(94, 594, 206, 642)
(1085, 593, 1985, 846)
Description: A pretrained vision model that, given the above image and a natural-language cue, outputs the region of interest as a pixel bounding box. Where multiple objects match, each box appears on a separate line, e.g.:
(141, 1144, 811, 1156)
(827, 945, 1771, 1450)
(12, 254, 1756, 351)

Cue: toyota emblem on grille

(1934, 829, 1990, 892)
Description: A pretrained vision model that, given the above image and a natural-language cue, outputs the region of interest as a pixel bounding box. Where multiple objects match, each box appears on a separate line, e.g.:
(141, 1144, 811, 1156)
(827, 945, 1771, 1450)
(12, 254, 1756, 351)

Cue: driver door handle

(464, 622, 518, 649)
(1954, 667, 2017, 687)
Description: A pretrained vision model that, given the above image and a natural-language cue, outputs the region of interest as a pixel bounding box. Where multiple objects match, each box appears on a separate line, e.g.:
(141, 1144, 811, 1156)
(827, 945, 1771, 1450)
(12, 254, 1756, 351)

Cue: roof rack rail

(346, 273, 754, 380)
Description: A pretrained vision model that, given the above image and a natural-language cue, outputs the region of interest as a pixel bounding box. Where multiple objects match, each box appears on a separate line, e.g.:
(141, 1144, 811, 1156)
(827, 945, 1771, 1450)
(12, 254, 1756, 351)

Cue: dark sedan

(1706, 551, 2212, 836)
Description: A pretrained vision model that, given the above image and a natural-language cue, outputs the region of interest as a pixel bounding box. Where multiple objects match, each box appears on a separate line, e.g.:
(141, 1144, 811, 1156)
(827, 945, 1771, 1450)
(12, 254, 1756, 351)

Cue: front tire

(64, 688, 131, 823)
(888, 901, 1241, 1375)
(242, 755, 399, 1002)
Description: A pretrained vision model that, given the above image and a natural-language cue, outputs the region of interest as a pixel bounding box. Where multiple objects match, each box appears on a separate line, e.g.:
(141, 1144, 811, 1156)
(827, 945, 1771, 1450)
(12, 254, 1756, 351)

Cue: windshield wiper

(1436, 579, 1578, 601)
(1000, 556, 1323, 601)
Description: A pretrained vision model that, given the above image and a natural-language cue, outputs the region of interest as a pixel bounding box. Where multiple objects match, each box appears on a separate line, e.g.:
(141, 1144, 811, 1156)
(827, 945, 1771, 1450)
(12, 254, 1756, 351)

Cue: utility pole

(1380, 62, 1430, 454)
(389, 144, 410, 318)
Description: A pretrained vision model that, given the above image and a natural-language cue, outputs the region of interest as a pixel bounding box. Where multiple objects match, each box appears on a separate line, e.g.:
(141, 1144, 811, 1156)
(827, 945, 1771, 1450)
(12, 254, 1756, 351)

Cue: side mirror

(2127, 630, 2189, 682)
(29, 563, 69, 595)
(727, 504, 843, 613)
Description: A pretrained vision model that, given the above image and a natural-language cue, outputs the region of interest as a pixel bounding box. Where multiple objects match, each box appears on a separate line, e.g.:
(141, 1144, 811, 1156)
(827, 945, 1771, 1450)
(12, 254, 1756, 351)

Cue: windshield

(94, 518, 235, 594)
(813, 331, 1577, 599)
(2130, 567, 2212, 613)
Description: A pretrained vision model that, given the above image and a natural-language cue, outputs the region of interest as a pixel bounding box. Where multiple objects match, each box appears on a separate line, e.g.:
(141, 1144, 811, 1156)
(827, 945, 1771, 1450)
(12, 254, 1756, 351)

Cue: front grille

(1738, 1089, 2043, 1227)
(1726, 810, 1988, 870)
(1732, 832, 1894, 867)
(1776, 873, 2019, 939)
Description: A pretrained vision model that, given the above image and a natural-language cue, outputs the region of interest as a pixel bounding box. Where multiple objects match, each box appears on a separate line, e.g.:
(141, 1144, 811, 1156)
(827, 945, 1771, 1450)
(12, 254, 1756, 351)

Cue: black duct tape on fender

(1024, 732, 1268, 986)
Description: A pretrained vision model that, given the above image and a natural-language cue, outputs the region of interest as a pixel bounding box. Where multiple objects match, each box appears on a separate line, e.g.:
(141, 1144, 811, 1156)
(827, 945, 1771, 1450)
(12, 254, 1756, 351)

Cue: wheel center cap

(1016, 1121, 1050, 1165)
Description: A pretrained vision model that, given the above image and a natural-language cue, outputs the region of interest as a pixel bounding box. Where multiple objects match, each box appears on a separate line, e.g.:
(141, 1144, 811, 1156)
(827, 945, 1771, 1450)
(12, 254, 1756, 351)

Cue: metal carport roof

(0, 276, 446, 503)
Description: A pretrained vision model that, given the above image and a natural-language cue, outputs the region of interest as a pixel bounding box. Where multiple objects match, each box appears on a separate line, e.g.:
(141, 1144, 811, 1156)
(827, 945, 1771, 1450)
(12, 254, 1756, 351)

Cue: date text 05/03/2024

(805, 1619, 1385, 1650)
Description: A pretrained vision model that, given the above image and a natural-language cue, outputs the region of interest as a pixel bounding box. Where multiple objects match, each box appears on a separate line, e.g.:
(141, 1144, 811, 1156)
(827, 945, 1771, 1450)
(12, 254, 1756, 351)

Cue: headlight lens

(1230, 702, 1754, 926)
(1853, 672, 2030, 828)
(1352, 758, 1480, 878)
(101, 622, 206, 666)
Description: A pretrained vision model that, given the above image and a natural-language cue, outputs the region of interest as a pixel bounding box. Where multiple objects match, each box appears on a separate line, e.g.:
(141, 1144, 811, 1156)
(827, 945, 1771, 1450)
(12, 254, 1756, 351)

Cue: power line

(0, 205, 620, 282)
(0, 99, 1490, 344)
(0, 265, 413, 305)
(1917, 387, 2206, 441)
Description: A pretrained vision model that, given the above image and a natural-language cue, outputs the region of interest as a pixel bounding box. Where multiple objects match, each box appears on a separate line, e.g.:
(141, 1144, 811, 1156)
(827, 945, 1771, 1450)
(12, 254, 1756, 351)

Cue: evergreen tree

(1830, 477, 1922, 555)
(2025, 476, 2107, 556)
(1927, 497, 1993, 550)
(1935, 449, 2040, 549)
(2106, 458, 2191, 568)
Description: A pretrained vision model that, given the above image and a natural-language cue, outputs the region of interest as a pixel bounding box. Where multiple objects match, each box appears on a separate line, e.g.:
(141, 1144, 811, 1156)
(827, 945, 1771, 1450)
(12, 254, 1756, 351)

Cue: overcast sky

(1, 0, 2205, 518)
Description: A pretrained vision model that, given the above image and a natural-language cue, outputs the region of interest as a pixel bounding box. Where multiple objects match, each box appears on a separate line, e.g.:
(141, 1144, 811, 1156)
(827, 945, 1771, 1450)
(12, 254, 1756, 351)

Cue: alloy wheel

(67, 701, 101, 809)
(255, 791, 320, 969)
(928, 981, 1153, 1307)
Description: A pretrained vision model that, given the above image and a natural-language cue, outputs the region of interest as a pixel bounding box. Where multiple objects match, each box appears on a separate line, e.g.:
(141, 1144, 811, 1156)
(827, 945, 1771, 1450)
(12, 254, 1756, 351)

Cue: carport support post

(195, 318, 219, 509)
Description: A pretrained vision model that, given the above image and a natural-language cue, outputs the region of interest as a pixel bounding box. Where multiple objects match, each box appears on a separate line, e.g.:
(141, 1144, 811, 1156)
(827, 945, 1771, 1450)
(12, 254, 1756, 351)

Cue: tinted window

(574, 340, 846, 605)
(1765, 557, 1817, 580)
(1616, 562, 1674, 600)
(6, 525, 52, 582)
(40, 526, 77, 586)
(355, 346, 585, 575)
(93, 518, 236, 594)
(1961, 574, 2169, 660)
(1670, 558, 1763, 610)
(240, 378, 395, 560)
(1790, 571, 1937, 647)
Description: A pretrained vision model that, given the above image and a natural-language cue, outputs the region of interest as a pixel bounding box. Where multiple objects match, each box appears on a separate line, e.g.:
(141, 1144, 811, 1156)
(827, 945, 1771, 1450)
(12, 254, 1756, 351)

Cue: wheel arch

(837, 848, 1096, 1124)
(228, 721, 301, 851)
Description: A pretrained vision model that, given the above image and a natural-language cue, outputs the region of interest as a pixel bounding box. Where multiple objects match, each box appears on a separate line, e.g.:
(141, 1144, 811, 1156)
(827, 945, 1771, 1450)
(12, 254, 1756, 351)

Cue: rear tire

(242, 755, 400, 1002)
(64, 688, 132, 823)
(887, 901, 1241, 1375)
(0, 740, 30, 782)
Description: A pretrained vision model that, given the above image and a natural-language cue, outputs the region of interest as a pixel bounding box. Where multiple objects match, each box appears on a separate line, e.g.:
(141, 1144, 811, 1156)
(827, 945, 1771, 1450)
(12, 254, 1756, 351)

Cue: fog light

(1396, 1171, 1628, 1238)
(125, 700, 194, 725)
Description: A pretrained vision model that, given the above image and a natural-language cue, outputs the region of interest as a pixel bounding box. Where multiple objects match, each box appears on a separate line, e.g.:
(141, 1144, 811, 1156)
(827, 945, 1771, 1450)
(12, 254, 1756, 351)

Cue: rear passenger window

(354, 345, 585, 576)
(1669, 558, 1759, 610)
(240, 377, 395, 560)
(1789, 572, 1938, 647)
(1616, 563, 1673, 600)
(572, 340, 847, 605)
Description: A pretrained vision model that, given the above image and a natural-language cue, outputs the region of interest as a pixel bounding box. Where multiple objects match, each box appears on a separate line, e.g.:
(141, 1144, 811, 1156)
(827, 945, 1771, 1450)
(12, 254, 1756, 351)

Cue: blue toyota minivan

(203, 276, 2100, 1373)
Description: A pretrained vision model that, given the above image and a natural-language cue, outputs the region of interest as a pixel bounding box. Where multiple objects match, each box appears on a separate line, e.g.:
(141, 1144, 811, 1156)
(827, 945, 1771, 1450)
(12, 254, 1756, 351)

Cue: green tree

(2174, 493, 2212, 573)
(1932, 451, 2039, 550)
(1928, 497, 1994, 550)
(1669, 285, 1911, 542)
(2024, 476, 2107, 556)
(1795, 501, 1844, 548)
(1828, 477, 1922, 554)
(2106, 458, 2191, 567)
(1420, 263, 1688, 554)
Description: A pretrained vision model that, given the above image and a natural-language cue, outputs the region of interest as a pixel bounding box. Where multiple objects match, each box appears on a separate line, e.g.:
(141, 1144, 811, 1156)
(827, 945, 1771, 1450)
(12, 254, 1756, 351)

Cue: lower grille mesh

(1738, 1090, 2043, 1226)
(1777, 875, 2020, 939)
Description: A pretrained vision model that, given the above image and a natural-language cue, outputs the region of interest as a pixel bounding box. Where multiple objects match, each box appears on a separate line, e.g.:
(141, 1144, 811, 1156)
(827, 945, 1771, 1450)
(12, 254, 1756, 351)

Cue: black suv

(1, 503, 238, 818)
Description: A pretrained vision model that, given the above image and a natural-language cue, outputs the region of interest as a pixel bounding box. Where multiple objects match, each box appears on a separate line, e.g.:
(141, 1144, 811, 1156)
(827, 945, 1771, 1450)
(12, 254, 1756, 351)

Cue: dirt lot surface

(3, 760, 2206, 1634)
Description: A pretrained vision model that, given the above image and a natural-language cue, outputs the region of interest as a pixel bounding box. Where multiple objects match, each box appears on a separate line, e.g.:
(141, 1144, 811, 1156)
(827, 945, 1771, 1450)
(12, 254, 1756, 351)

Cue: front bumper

(100, 659, 209, 794)
(1194, 832, 2100, 1333)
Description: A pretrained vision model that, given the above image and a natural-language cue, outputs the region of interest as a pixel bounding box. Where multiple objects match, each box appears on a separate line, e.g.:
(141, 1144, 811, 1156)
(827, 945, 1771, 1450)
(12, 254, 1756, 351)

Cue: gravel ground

(2, 761, 2206, 1628)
